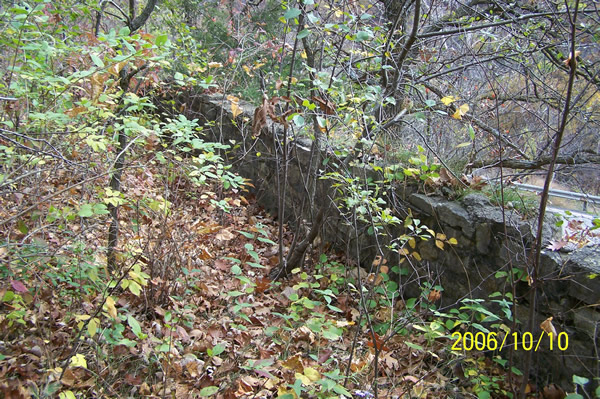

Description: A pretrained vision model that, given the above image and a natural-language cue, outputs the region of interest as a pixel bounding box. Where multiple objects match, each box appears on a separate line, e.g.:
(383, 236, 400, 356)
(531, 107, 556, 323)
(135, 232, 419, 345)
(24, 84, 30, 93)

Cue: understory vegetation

(1, 0, 599, 398)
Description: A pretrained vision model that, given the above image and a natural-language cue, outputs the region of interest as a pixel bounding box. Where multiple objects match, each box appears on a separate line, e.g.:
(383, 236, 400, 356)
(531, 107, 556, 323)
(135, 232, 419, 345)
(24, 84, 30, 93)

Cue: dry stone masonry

(158, 90, 600, 391)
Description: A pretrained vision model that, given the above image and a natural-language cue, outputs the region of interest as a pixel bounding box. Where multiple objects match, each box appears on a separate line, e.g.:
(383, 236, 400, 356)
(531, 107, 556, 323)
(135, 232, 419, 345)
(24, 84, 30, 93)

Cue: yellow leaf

(69, 354, 87, 369)
(301, 50, 307, 59)
(231, 102, 242, 118)
(104, 296, 117, 319)
(74, 314, 91, 321)
(59, 391, 77, 399)
(295, 372, 312, 385)
(88, 318, 98, 337)
(435, 240, 444, 250)
(441, 96, 457, 105)
(408, 237, 416, 249)
(448, 237, 458, 245)
(303, 367, 321, 382)
(242, 65, 251, 75)
(90, 73, 105, 102)
(108, 61, 127, 77)
(265, 377, 280, 389)
(277, 387, 298, 398)
(208, 62, 223, 68)
(227, 95, 243, 118)
(412, 251, 422, 261)
(452, 104, 469, 120)
(436, 233, 447, 240)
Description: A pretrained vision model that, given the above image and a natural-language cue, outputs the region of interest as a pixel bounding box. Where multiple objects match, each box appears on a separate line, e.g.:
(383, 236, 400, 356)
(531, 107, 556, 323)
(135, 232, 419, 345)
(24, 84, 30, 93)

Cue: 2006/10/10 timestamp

(451, 331, 569, 352)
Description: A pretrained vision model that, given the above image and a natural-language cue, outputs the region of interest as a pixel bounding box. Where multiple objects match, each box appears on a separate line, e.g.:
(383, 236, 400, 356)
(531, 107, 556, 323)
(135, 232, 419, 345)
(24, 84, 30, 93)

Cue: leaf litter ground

(0, 156, 518, 399)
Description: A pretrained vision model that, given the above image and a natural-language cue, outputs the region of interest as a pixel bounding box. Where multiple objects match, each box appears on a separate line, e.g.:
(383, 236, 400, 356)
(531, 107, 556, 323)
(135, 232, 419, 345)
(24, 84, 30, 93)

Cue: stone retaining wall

(158, 91, 600, 392)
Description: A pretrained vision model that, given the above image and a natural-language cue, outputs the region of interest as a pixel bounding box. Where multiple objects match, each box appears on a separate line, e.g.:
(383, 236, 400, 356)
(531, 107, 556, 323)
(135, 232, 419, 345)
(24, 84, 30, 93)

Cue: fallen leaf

(547, 239, 568, 251)
(216, 229, 235, 241)
(540, 316, 557, 339)
(541, 383, 566, 399)
(427, 289, 441, 302)
(10, 280, 27, 293)
(281, 353, 304, 372)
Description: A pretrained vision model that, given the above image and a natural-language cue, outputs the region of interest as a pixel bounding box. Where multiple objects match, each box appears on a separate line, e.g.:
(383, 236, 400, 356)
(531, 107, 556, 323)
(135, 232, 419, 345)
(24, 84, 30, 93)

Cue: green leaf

(128, 315, 142, 337)
(333, 384, 353, 396)
(199, 386, 219, 396)
(316, 116, 327, 128)
(247, 250, 259, 262)
(117, 338, 137, 347)
(91, 54, 105, 68)
(93, 203, 109, 215)
(405, 341, 423, 351)
(572, 375, 589, 387)
(17, 219, 28, 234)
(211, 343, 225, 356)
(257, 236, 276, 245)
(78, 204, 94, 218)
(477, 391, 491, 399)
(290, 378, 304, 397)
(292, 114, 305, 127)
(325, 303, 342, 312)
(156, 34, 168, 46)
(237, 230, 255, 239)
(414, 112, 426, 121)
(306, 12, 319, 23)
(284, 8, 301, 20)
(322, 325, 343, 340)
(297, 29, 310, 39)
(468, 124, 476, 140)
(128, 281, 142, 296)
(356, 30, 372, 41)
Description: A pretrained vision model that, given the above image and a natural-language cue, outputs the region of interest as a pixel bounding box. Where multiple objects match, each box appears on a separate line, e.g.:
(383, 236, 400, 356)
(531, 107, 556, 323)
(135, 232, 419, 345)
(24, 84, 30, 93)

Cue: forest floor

(0, 152, 524, 399)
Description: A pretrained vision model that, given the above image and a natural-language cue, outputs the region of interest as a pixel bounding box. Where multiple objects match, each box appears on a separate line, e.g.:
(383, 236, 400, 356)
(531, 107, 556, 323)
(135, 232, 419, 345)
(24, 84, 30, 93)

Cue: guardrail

(510, 182, 600, 212)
